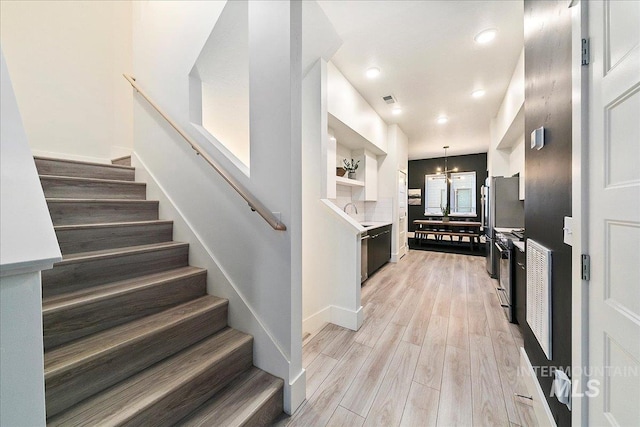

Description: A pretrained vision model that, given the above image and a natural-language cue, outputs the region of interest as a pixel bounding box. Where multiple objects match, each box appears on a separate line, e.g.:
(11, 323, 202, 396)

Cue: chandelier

(436, 145, 458, 181)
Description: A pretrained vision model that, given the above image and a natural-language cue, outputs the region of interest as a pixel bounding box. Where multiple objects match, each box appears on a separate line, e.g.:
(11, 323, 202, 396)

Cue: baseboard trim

(520, 347, 557, 427)
(284, 368, 306, 415)
(302, 307, 331, 335)
(331, 304, 363, 331)
(302, 305, 363, 335)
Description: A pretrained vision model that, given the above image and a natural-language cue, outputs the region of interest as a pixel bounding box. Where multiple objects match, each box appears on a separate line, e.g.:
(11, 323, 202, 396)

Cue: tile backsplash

(330, 186, 365, 221)
(329, 186, 392, 223)
(365, 197, 393, 222)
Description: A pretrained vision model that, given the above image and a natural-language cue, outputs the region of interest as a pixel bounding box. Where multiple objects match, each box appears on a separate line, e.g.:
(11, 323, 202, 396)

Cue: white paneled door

(588, 1, 640, 425)
(398, 170, 407, 258)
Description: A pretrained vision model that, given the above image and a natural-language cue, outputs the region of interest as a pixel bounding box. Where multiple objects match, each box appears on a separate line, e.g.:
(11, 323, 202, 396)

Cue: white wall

(131, 0, 303, 413)
(1, 50, 61, 275)
(302, 59, 363, 336)
(493, 49, 525, 146)
(488, 46, 526, 202)
(194, 0, 250, 168)
(0, 48, 61, 427)
(379, 124, 409, 261)
(488, 121, 511, 177)
(489, 48, 525, 178)
(0, 0, 133, 163)
(327, 61, 388, 153)
(0, 272, 48, 427)
(509, 134, 526, 199)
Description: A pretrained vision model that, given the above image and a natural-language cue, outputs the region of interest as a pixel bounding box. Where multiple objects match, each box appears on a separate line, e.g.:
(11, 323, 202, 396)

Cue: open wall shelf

(336, 176, 365, 187)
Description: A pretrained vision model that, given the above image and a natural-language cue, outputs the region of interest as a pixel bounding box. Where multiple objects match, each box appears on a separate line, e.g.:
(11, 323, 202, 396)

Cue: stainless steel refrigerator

(481, 176, 524, 278)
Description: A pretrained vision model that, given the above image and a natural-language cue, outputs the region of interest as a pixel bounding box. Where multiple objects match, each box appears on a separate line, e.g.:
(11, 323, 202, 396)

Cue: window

(424, 171, 477, 216)
(424, 174, 447, 215)
(450, 171, 476, 215)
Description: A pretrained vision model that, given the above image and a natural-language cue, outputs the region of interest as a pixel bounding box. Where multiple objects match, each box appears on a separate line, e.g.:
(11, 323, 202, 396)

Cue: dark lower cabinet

(367, 225, 391, 277)
(515, 246, 526, 326)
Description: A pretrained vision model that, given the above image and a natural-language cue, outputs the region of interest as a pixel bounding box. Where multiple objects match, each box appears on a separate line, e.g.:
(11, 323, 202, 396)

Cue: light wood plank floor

(278, 250, 538, 427)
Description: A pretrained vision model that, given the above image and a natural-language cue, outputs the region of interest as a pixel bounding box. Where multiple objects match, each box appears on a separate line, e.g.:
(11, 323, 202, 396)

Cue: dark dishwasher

(367, 224, 391, 277)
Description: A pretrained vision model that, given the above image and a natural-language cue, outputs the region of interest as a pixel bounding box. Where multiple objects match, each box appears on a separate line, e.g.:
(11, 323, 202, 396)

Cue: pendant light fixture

(436, 145, 458, 182)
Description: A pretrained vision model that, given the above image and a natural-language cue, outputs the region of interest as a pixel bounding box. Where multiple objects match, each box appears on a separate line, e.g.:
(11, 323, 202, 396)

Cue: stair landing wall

(131, 1, 305, 413)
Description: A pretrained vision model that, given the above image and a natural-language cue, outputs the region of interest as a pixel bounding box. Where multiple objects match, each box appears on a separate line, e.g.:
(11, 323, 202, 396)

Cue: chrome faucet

(343, 202, 358, 214)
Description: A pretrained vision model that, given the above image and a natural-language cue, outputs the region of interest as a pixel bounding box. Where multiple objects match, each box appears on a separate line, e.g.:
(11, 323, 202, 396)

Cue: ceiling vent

(382, 94, 397, 105)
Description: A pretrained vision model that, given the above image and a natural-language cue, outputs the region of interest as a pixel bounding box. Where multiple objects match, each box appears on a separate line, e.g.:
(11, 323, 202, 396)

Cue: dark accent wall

(524, 1, 572, 426)
(408, 153, 487, 232)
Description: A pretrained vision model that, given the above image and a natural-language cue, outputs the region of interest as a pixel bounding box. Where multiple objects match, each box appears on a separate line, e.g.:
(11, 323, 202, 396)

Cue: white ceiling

(317, 0, 524, 160)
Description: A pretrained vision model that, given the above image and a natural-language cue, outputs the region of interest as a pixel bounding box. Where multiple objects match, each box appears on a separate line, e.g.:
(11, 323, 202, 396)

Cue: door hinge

(581, 38, 590, 66)
(581, 254, 590, 281)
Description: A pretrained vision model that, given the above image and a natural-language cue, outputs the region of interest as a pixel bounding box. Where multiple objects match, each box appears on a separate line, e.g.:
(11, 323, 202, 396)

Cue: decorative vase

(442, 216, 450, 223)
(348, 171, 356, 180)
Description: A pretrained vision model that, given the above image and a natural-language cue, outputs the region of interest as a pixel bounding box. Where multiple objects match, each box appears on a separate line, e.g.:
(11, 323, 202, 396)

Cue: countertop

(360, 221, 392, 232)
(495, 227, 515, 233)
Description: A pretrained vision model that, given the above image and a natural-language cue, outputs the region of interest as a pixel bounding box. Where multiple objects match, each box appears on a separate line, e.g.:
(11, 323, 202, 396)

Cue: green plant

(441, 202, 450, 216)
(343, 158, 360, 172)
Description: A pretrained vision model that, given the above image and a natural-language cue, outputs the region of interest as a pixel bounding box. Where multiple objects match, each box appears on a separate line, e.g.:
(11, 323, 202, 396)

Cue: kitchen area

(484, 175, 525, 325)
(301, 58, 408, 336)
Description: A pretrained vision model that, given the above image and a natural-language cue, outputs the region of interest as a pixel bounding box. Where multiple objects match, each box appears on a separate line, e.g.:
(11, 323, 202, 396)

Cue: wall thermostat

(531, 126, 545, 150)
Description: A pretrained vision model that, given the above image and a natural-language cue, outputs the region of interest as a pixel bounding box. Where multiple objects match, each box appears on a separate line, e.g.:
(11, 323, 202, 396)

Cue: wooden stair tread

(39, 174, 145, 186)
(47, 328, 253, 427)
(45, 296, 226, 375)
(54, 219, 173, 231)
(34, 156, 134, 171)
(55, 241, 187, 265)
(42, 266, 207, 350)
(54, 220, 174, 256)
(46, 197, 157, 203)
(46, 199, 159, 226)
(43, 266, 206, 311)
(35, 157, 136, 182)
(41, 242, 189, 298)
(180, 367, 284, 427)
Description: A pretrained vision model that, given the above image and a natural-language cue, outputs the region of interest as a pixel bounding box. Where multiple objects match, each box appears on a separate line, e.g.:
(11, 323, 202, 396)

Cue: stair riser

(112, 156, 131, 166)
(179, 369, 284, 427)
(244, 387, 284, 427)
(35, 158, 135, 181)
(41, 178, 146, 200)
(41, 245, 189, 298)
(47, 200, 159, 226)
(127, 339, 253, 426)
(56, 222, 173, 255)
(45, 303, 229, 418)
(44, 271, 207, 350)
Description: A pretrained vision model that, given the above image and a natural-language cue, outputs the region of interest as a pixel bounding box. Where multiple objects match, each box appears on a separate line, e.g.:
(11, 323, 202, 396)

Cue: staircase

(36, 156, 284, 426)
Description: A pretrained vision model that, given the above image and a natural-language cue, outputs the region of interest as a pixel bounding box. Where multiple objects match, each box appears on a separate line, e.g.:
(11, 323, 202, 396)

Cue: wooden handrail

(124, 74, 286, 231)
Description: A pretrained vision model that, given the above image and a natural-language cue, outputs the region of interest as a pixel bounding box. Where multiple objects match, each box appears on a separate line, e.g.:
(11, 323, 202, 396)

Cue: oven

(495, 235, 514, 322)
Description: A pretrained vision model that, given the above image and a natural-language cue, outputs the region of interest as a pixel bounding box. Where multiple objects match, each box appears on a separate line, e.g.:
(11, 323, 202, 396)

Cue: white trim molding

(520, 347, 557, 427)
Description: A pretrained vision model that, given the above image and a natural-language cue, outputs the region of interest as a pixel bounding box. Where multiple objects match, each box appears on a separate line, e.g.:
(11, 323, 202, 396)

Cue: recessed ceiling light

(366, 67, 381, 78)
(437, 116, 448, 124)
(472, 89, 486, 98)
(392, 107, 402, 115)
(474, 28, 498, 44)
